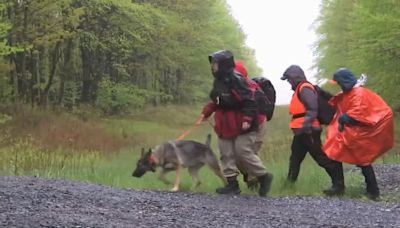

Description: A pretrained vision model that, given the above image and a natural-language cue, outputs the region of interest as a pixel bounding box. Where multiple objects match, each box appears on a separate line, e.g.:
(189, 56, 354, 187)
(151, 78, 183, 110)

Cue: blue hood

(333, 68, 357, 92)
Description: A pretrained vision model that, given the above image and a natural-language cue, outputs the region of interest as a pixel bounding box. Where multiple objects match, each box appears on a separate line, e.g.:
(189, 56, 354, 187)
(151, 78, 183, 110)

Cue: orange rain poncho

(324, 87, 394, 166)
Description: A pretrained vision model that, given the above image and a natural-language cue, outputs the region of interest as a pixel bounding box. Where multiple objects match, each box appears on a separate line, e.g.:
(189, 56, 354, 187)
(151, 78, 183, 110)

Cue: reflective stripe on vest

(289, 82, 320, 129)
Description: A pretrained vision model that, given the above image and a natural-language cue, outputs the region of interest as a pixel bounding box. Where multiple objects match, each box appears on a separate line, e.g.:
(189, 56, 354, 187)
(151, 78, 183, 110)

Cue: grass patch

(0, 108, 133, 152)
(0, 138, 99, 177)
(0, 104, 399, 201)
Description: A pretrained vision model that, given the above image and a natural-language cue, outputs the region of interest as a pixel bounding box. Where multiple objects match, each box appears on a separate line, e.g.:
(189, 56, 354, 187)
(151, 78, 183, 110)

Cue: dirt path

(1, 164, 400, 227)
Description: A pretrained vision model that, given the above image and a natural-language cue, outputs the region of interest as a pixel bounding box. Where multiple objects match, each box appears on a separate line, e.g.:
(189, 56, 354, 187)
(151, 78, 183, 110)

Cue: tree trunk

(7, 3, 19, 103)
(31, 50, 40, 106)
(21, 1, 28, 102)
(41, 41, 61, 107)
(20, 52, 27, 102)
(58, 39, 73, 106)
(176, 68, 183, 102)
(10, 56, 18, 102)
(80, 47, 92, 103)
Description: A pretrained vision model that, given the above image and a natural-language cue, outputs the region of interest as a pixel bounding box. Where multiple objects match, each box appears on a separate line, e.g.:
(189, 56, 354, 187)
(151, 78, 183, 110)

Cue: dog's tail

(205, 146, 227, 184)
(204, 134, 226, 184)
(205, 133, 211, 147)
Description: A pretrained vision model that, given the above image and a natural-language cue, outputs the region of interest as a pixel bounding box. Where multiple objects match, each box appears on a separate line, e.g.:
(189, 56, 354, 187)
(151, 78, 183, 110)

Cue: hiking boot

(360, 165, 380, 201)
(246, 178, 259, 191)
(365, 191, 380, 201)
(216, 178, 241, 195)
(243, 173, 259, 191)
(258, 172, 273, 197)
(366, 191, 380, 201)
(323, 185, 345, 196)
(323, 163, 345, 196)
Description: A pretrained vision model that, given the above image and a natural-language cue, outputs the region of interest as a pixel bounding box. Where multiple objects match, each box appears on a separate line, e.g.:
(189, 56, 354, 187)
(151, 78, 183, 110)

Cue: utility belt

(292, 113, 306, 119)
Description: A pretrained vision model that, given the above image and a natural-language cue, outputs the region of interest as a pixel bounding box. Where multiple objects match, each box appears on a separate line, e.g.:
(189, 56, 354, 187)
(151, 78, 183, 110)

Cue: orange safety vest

(289, 82, 321, 129)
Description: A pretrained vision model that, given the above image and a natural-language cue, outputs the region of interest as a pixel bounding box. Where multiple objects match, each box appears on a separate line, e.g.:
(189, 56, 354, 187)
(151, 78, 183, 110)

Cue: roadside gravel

(1, 164, 399, 227)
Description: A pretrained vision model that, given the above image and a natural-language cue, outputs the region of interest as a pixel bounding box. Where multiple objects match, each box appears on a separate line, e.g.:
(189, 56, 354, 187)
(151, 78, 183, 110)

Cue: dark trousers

(287, 130, 343, 184)
(358, 165, 379, 195)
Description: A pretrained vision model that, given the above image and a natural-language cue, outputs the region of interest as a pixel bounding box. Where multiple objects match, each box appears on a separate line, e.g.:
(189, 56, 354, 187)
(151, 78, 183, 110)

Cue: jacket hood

(209, 50, 235, 77)
(234, 60, 248, 78)
(281, 65, 307, 90)
(333, 68, 357, 92)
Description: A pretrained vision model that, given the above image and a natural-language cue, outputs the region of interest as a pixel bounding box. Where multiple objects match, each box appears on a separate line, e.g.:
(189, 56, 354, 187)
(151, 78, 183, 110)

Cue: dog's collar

(148, 154, 157, 164)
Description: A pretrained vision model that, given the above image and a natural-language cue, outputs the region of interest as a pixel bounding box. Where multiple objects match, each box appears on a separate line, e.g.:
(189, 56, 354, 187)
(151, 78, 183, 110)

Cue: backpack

(251, 77, 276, 121)
(296, 82, 336, 125)
(314, 85, 336, 125)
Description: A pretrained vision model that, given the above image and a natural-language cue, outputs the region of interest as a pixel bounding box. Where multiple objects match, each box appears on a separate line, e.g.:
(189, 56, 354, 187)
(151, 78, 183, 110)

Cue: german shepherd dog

(132, 134, 226, 191)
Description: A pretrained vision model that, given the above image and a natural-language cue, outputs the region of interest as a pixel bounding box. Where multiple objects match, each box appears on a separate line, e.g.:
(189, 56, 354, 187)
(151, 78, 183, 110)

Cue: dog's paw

(170, 186, 179, 192)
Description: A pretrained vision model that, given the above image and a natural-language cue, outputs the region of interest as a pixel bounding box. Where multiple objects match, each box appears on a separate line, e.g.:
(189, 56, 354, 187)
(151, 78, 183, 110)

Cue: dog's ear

(146, 148, 152, 156)
(141, 148, 145, 157)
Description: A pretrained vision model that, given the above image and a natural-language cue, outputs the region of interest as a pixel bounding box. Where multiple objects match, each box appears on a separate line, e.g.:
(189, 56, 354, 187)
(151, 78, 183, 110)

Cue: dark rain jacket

(202, 50, 258, 139)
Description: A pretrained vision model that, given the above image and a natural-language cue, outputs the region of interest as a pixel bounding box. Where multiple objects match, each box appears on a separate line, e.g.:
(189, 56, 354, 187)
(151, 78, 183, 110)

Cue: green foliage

(0, 62, 12, 102)
(315, 0, 400, 108)
(0, 2, 21, 55)
(0, 113, 11, 124)
(96, 78, 172, 114)
(0, 0, 259, 112)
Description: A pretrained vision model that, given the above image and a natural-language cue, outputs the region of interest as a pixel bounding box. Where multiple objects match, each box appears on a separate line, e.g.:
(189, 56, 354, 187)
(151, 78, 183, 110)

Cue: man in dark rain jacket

(200, 50, 273, 197)
(281, 65, 345, 195)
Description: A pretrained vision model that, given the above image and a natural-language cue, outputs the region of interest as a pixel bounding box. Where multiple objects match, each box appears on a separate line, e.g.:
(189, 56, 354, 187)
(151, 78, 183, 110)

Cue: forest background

(0, 0, 399, 199)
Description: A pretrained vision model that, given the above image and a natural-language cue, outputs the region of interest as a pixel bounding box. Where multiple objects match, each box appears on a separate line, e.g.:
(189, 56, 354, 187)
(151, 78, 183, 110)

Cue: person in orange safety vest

(281, 65, 345, 196)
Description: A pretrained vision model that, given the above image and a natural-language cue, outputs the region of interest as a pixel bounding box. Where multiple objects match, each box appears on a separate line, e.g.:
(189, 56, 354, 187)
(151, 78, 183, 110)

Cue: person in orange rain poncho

(324, 68, 395, 200)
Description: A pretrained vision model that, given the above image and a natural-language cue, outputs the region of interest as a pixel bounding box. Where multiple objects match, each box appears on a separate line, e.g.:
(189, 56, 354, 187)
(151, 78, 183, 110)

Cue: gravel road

(1, 164, 400, 227)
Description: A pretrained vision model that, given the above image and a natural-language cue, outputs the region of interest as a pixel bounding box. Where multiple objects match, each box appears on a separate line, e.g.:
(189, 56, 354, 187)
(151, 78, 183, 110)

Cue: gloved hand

(338, 113, 355, 132)
(242, 121, 251, 131)
(338, 113, 352, 125)
(302, 121, 312, 134)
